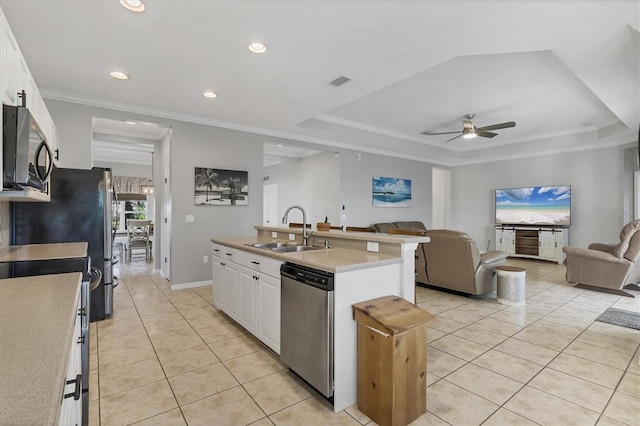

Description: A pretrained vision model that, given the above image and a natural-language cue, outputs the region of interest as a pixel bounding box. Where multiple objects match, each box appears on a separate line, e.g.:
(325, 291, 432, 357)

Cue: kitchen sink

(246, 242, 324, 253)
(247, 242, 294, 249)
(271, 245, 324, 253)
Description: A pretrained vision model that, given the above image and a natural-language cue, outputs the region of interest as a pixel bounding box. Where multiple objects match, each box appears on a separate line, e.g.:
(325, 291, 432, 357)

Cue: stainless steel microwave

(2, 103, 53, 191)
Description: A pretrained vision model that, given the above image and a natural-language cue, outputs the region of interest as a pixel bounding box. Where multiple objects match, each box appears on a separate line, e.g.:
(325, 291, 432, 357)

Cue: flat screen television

(495, 185, 571, 226)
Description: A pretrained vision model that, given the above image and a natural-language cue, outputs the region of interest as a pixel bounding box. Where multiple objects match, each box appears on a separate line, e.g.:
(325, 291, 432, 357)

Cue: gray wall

(339, 150, 433, 228)
(45, 99, 263, 285)
(264, 152, 341, 226)
(451, 145, 634, 250)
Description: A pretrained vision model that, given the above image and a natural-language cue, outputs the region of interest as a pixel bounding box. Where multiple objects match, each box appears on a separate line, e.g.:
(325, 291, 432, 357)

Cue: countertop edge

(211, 237, 402, 273)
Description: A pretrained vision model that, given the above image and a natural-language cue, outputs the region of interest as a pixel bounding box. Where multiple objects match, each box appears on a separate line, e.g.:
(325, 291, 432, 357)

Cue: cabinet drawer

(212, 243, 236, 261)
(237, 250, 282, 278)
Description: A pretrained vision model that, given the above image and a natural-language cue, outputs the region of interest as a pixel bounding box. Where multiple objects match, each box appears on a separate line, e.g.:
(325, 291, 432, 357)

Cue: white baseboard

(170, 280, 211, 291)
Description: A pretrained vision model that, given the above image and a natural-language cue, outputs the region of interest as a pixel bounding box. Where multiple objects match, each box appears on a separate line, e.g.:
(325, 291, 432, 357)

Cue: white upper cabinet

(0, 7, 58, 166)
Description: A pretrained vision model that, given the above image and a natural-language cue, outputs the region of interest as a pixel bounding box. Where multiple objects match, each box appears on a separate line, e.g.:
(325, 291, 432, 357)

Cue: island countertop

(0, 242, 88, 263)
(0, 272, 83, 425)
(211, 236, 403, 273)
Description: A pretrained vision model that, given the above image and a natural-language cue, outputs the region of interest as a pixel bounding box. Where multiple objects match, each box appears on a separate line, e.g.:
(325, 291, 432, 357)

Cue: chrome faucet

(282, 205, 309, 246)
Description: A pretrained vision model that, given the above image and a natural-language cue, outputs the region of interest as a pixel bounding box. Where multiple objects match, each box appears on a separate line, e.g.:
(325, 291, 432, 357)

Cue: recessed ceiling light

(110, 71, 129, 80)
(583, 121, 594, 126)
(120, 0, 145, 12)
(125, 121, 136, 125)
(248, 42, 267, 54)
(203, 91, 217, 98)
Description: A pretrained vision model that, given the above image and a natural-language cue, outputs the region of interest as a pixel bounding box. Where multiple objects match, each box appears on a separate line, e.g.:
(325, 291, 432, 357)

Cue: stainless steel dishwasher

(280, 263, 334, 398)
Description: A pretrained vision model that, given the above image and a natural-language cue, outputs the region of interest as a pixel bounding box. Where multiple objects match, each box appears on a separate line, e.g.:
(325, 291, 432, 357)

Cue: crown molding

(41, 90, 634, 169)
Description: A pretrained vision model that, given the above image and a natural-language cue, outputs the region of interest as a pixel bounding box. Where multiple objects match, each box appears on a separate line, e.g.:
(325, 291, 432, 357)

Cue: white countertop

(0, 272, 82, 425)
(0, 242, 88, 263)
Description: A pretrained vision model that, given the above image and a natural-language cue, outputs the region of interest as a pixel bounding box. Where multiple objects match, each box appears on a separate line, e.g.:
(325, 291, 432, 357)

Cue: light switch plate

(186, 215, 194, 223)
(289, 233, 296, 241)
(272, 231, 278, 238)
(367, 241, 379, 252)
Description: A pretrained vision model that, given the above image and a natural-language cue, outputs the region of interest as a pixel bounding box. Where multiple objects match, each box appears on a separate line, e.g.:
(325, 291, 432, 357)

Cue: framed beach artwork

(372, 176, 412, 207)
(194, 167, 248, 205)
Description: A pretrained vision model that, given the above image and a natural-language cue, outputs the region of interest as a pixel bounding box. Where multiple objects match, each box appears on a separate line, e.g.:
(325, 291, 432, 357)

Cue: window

(113, 200, 147, 232)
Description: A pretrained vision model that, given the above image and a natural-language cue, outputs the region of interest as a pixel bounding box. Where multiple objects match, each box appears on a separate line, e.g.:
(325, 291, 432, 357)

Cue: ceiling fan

(421, 114, 516, 142)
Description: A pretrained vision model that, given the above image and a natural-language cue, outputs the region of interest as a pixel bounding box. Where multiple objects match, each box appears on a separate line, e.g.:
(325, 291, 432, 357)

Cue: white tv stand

(495, 226, 568, 265)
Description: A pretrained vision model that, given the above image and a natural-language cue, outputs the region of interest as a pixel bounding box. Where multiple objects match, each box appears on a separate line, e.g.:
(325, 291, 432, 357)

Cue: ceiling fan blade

(445, 134, 462, 143)
(476, 131, 498, 138)
(476, 121, 516, 132)
(421, 130, 462, 136)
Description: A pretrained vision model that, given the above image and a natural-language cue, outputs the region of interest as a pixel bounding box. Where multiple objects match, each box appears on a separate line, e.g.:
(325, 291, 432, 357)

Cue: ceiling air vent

(329, 75, 352, 87)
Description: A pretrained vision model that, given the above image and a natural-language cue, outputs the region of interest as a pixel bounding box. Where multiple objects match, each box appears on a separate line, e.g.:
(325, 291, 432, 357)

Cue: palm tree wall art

(194, 167, 249, 205)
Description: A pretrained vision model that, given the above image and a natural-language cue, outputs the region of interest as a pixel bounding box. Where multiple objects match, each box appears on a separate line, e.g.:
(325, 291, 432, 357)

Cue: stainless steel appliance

(2, 94, 53, 191)
(11, 166, 116, 320)
(280, 263, 334, 398)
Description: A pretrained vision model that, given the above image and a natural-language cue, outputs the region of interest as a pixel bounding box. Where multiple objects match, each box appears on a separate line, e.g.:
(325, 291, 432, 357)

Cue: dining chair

(126, 219, 152, 263)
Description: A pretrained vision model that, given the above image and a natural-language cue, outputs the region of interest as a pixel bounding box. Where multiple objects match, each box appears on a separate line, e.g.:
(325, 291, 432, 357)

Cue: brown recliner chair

(417, 229, 508, 295)
(563, 220, 640, 297)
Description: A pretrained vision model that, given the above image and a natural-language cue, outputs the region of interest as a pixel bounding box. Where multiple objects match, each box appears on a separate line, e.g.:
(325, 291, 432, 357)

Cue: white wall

(264, 152, 341, 226)
(452, 145, 632, 250)
(339, 150, 433, 227)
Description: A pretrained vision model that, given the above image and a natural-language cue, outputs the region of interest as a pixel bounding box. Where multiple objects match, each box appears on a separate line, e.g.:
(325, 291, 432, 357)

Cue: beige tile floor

(89, 257, 640, 425)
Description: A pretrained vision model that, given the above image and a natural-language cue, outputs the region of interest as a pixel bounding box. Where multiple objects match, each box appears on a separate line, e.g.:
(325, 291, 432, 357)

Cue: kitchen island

(212, 226, 427, 412)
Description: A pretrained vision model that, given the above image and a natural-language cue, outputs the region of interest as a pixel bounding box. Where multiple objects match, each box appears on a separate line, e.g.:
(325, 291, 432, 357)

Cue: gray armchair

(563, 220, 640, 297)
(418, 229, 508, 295)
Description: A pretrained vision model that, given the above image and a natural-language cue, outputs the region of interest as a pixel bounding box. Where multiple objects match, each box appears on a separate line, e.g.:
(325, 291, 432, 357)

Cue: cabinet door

(1, 17, 19, 106)
(59, 301, 83, 426)
(257, 273, 281, 354)
(223, 262, 239, 321)
(238, 266, 258, 335)
(212, 259, 225, 310)
(496, 229, 515, 254)
(538, 231, 557, 259)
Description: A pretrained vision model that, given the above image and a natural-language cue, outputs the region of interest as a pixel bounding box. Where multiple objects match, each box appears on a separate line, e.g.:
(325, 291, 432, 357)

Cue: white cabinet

(58, 297, 83, 426)
(495, 226, 568, 265)
(538, 230, 557, 259)
(257, 273, 280, 353)
(0, 7, 58, 193)
(496, 227, 515, 253)
(211, 242, 282, 353)
(238, 266, 258, 334)
(223, 262, 239, 321)
(211, 257, 225, 310)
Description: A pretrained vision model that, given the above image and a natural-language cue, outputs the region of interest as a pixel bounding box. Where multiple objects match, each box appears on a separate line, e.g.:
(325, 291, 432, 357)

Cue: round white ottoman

(496, 266, 526, 306)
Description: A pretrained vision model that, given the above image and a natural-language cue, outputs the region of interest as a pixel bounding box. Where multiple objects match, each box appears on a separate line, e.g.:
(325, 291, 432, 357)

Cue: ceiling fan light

(463, 132, 477, 139)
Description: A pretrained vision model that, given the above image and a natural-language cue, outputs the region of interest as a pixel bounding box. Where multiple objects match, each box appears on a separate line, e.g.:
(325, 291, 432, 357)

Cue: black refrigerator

(11, 166, 116, 321)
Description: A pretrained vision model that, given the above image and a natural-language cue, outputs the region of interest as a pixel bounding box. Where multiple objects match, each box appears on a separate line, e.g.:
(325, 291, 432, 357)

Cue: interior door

(162, 164, 171, 280)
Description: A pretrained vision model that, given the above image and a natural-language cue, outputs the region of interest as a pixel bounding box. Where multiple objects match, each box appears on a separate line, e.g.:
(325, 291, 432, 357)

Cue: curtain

(113, 176, 152, 194)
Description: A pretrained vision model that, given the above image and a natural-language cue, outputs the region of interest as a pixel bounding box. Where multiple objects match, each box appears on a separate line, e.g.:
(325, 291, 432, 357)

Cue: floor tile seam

(435, 378, 503, 420)
(120, 267, 197, 410)
(504, 325, 620, 417)
(543, 362, 625, 391)
(238, 372, 314, 419)
(577, 332, 640, 356)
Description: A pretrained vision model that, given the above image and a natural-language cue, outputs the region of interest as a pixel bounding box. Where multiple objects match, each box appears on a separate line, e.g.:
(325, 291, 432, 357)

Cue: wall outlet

(272, 231, 278, 238)
(289, 233, 296, 241)
(203, 255, 208, 264)
(367, 241, 379, 252)
(186, 214, 195, 223)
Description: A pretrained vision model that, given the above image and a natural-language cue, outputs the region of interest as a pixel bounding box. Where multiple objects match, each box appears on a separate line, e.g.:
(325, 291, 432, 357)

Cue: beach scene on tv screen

(496, 186, 571, 226)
